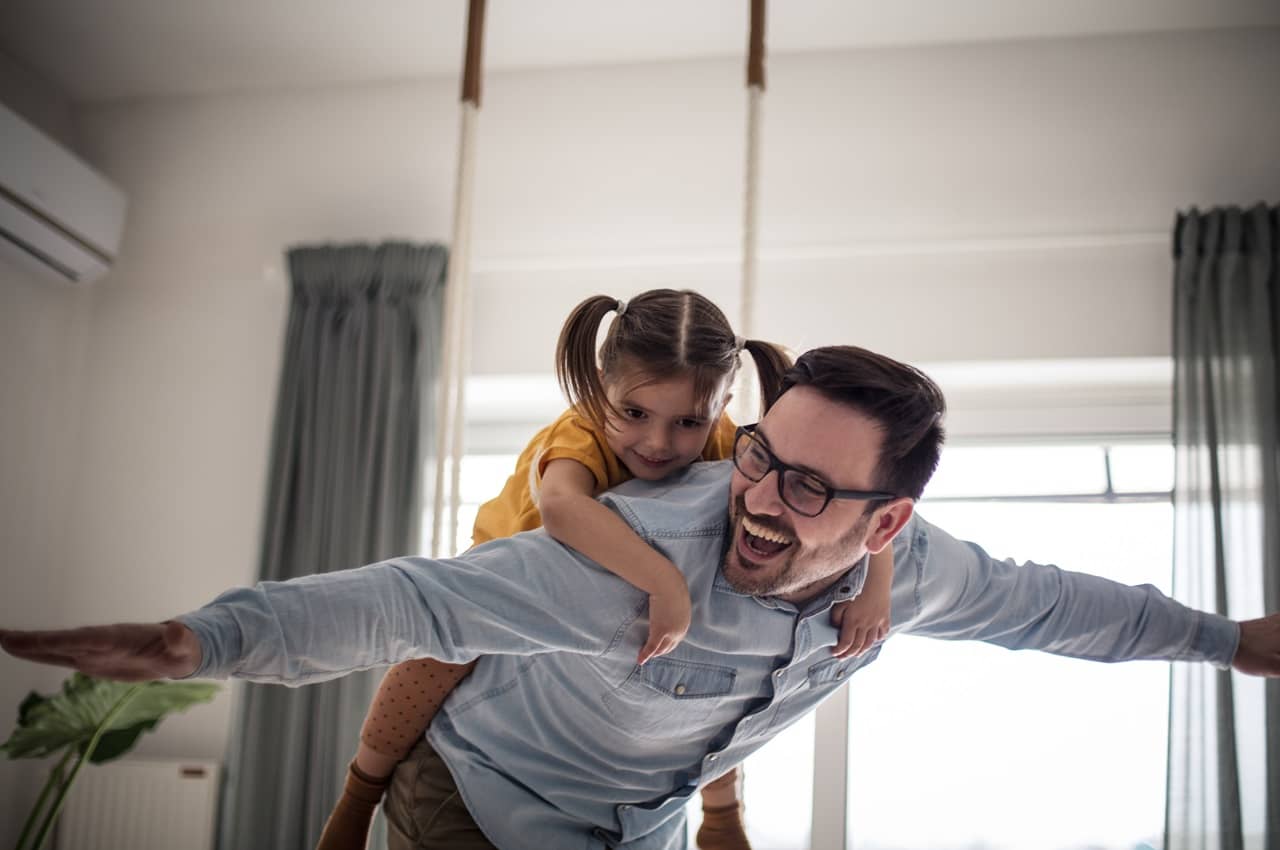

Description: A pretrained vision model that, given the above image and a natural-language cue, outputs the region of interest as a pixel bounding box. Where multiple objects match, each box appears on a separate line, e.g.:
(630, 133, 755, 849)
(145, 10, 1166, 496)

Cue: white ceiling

(2, 0, 1279, 103)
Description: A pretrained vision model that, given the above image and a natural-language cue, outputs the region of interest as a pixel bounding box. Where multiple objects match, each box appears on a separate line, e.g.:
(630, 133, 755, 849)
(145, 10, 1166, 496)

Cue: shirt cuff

(174, 606, 245, 679)
(1188, 611, 1241, 670)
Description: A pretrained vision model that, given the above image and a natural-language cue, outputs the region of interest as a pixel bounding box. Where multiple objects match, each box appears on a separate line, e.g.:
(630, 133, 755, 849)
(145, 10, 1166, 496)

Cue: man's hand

(0, 620, 202, 681)
(1232, 613, 1280, 676)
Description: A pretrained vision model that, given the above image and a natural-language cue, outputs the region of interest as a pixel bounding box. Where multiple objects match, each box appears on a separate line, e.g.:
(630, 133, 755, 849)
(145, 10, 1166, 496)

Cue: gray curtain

(1168, 205, 1279, 850)
(217, 241, 447, 850)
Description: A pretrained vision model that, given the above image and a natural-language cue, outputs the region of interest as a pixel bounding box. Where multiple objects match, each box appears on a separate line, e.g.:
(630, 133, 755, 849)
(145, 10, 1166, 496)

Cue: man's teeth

(742, 517, 793, 545)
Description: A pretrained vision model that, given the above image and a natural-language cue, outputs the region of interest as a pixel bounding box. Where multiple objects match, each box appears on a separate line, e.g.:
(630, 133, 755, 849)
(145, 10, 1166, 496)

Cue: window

(843, 442, 1173, 850)
(430, 377, 1176, 850)
(419, 453, 519, 555)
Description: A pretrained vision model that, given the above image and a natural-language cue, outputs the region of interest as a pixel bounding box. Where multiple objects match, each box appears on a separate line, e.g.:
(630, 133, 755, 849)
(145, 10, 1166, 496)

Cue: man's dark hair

(776, 346, 946, 501)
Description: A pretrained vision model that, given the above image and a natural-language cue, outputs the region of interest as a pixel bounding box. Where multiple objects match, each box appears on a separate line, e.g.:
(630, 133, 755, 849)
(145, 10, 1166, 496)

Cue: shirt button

(839, 585, 851, 594)
(621, 804, 631, 811)
(774, 670, 784, 678)
(836, 668, 847, 678)
(674, 683, 687, 695)
(708, 754, 718, 762)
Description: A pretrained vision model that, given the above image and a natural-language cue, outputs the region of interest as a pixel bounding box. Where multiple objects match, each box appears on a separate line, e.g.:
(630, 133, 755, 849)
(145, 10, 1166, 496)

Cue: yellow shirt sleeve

(470, 410, 627, 545)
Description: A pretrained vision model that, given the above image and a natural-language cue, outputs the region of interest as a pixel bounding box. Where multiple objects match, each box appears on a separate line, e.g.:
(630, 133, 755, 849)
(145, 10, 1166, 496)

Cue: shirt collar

(712, 553, 870, 617)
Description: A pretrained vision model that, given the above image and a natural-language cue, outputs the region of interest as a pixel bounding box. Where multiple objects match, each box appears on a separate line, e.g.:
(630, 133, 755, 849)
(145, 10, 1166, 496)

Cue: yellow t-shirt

(471, 408, 737, 545)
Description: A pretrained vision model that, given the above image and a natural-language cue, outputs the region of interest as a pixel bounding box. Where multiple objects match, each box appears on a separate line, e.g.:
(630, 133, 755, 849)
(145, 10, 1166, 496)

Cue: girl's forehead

(609, 372, 724, 416)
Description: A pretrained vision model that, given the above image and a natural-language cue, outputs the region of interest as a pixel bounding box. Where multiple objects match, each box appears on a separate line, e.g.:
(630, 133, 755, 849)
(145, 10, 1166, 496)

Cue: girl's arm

(539, 458, 691, 664)
(831, 548, 894, 659)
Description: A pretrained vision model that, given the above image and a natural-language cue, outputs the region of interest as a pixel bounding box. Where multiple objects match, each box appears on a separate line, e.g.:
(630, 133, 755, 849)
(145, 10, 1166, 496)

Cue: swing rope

(738, 0, 766, 421)
(432, 0, 486, 557)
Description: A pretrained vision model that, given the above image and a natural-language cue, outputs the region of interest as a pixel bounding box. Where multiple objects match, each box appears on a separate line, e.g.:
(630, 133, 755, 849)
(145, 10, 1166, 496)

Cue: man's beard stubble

(720, 494, 872, 600)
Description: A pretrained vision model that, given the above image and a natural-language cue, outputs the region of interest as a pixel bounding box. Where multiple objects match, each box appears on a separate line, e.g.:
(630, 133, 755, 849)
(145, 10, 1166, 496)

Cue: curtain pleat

(216, 242, 447, 850)
(1168, 205, 1279, 850)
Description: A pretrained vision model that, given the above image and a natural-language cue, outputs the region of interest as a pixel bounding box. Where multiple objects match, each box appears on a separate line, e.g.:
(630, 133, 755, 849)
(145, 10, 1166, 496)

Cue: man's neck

(776, 555, 867, 606)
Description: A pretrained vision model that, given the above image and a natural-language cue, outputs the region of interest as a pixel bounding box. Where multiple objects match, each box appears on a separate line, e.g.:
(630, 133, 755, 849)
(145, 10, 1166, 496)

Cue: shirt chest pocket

(601, 657, 737, 740)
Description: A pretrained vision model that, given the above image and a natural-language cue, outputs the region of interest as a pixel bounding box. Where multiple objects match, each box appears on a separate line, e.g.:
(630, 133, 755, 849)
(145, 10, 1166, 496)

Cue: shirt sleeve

(533, 414, 615, 493)
(893, 513, 1241, 668)
(177, 529, 645, 685)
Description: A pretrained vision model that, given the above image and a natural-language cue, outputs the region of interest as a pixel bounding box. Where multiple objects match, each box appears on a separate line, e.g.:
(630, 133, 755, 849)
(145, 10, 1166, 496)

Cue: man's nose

(742, 470, 785, 516)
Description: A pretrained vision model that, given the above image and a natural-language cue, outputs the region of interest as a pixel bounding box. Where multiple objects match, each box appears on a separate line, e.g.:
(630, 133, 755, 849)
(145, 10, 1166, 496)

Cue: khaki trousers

(384, 738, 498, 850)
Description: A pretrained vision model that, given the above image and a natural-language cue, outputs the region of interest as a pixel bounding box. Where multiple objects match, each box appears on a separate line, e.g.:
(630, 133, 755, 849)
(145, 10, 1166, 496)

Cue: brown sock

(315, 762, 389, 850)
(696, 803, 752, 850)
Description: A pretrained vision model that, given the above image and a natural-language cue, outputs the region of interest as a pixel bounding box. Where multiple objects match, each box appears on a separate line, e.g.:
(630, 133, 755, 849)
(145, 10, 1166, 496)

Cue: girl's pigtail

(742, 339, 793, 417)
(555, 295, 621, 430)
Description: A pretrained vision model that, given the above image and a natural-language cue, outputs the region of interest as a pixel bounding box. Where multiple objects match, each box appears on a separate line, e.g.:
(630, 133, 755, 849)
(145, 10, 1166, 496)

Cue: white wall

(0, 54, 96, 845)
(2, 26, 1279, 838)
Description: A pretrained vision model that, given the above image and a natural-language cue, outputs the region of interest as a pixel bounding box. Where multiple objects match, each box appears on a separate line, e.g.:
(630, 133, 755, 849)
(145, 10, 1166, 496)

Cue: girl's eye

(623, 408, 646, 420)
(678, 418, 706, 429)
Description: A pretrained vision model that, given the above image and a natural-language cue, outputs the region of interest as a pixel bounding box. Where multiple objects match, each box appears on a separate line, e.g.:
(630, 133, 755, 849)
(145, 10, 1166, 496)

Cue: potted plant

(2, 673, 219, 850)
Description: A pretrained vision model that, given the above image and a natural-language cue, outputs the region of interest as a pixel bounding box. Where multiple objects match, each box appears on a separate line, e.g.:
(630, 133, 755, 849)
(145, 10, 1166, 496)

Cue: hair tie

(734, 335, 746, 353)
(616, 299, 628, 316)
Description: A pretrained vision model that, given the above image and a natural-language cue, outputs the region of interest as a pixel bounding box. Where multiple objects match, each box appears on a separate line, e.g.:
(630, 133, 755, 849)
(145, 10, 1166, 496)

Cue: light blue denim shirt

(179, 461, 1239, 850)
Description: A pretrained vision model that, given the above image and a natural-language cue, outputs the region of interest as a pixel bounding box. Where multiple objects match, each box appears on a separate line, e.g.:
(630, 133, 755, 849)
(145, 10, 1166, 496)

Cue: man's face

(723, 385, 912, 604)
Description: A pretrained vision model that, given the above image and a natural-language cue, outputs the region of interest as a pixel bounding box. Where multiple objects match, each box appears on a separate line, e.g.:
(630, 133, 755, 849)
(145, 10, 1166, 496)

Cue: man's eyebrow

(754, 424, 830, 482)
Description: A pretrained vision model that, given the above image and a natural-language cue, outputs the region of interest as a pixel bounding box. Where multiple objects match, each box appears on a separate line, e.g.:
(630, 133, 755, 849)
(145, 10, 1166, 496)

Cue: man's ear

(864, 498, 914, 554)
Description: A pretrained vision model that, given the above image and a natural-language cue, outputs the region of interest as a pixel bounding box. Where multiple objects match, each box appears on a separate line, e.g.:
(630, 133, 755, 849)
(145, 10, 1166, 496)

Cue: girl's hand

(830, 598, 889, 660)
(639, 586, 692, 665)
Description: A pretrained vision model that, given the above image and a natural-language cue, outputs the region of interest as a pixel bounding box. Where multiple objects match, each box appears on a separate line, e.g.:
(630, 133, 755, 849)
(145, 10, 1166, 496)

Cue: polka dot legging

(360, 658, 477, 759)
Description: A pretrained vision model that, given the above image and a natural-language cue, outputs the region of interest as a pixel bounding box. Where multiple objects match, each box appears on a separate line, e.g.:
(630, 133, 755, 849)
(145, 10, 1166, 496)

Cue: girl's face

(603, 372, 725, 481)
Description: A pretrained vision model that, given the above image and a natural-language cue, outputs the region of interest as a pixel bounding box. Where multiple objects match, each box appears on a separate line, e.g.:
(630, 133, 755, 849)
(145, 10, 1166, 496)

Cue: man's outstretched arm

(896, 515, 1280, 676)
(2, 531, 644, 684)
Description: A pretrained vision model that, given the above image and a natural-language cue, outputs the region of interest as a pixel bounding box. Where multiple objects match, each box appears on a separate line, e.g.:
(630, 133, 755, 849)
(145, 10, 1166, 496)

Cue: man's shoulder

(597, 460, 732, 540)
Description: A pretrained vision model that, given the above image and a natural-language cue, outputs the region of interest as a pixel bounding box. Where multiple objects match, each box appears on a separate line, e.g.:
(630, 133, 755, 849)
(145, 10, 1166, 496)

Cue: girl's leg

(317, 658, 476, 850)
(696, 766, 752, 850)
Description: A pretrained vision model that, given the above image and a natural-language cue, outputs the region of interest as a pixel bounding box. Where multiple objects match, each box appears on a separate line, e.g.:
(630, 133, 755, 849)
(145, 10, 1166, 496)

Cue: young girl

(317, 288, 895, 850)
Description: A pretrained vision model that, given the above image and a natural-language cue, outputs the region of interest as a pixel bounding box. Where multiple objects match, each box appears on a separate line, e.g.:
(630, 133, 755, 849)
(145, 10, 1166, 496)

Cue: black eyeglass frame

(732, 424, 899, 517)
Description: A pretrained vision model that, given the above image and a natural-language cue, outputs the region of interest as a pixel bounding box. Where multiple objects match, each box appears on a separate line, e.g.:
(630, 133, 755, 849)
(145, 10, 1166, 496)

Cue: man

(4, 346, 1279, 850)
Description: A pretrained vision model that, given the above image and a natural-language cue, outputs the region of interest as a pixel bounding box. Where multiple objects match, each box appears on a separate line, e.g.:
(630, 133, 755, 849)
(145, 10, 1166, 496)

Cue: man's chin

(722, 547, 787, 596)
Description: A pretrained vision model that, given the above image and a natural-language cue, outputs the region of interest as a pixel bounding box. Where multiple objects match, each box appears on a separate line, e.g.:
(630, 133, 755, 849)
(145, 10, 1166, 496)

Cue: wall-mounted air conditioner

(0, 102, 128, 284)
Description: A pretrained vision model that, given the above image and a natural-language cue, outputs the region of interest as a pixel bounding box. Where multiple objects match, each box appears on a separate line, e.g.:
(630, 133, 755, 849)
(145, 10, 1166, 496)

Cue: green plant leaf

(2, 673, 219, 761)
(82, 718, 160, 764)
(17, 691, 46, 726)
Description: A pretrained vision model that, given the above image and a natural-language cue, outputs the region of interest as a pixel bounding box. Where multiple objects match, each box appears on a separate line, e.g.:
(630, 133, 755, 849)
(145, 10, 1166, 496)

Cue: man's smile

(738, 514, 795, 561)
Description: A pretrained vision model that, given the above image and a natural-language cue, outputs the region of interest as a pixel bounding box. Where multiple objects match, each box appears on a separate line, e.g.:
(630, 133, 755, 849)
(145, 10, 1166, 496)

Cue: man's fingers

(2, 622, 198, 681)
(3, 625, 124, 654)
(0, 629, 92, 660)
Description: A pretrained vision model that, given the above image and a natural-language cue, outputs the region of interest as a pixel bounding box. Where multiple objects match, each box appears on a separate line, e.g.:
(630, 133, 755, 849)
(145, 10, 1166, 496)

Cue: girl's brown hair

(555, 288, 791, 430)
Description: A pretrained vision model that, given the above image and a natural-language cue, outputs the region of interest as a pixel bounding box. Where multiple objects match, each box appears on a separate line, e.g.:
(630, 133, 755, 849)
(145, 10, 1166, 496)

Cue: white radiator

(54, 758, 219, 850)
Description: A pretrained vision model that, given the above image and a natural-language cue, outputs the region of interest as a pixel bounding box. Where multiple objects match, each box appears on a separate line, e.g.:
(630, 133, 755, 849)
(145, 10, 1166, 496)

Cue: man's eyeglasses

(732, 424, 898, 517)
